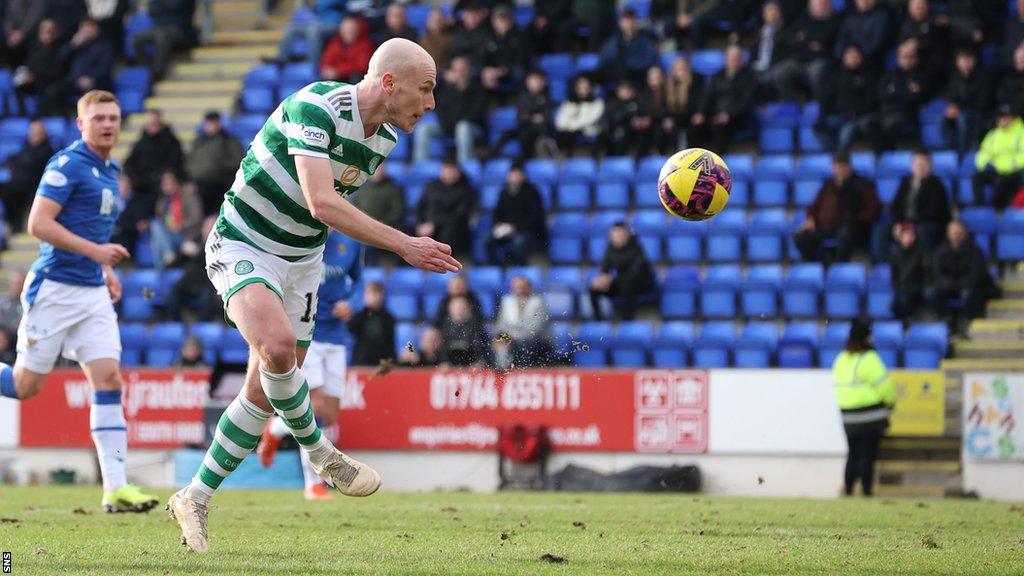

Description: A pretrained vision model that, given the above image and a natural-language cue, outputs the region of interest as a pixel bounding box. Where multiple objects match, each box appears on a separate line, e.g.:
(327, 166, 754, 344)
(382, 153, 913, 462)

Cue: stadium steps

(967, 318, 1024, 340)
(986, 299, 1024, 319)
(1, 233, 39, 270)
(954, 340, 1024, 359)
(112, 0, 293, 162)
(876, 437, 962, 498)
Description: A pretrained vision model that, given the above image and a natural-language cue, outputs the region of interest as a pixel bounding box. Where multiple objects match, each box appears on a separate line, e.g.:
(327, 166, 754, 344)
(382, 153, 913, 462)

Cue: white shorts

(16, 274, 121, 373)
(302, 340, 347, 398)
(206, 233, 322, 346)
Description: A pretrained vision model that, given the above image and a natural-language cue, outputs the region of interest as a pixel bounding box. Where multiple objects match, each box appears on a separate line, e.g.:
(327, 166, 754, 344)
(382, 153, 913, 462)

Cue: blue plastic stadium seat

(632, 209, 666, 234)
(700, 265, 741, 318)
(406, 160, 441, 187)
(387, 294, 420, 322)
(463, 267, 501, 296)
(599, 156, 636, 183)
(878, 150, 913, 177)
(538, 53, 575, 81)
(818, 321, 851, 367)
(664, 219, 705, 262)
(395, 322, 417, 356)
(637, 234, 662, 261)
(549, 213, 588, 263)
(960, 207, 996, 255)
(638, 155, 663, 183)
(722, 154, 754, 180)
(873, 320, 904, 367)
(705, 210, 745, 262)
(120, 324, 147, 366)
(866, 265, 893, 319)
(595, 182, 631, 209)
(559, 157, 597, 185)
(850, 152, 876, 178)
(504, 266, 544, 291)
(189, 322, 224, 365)
(691, 50, 725, 76)
(544, 290, 575, 319)
(759, 102, 799, 153)
(693, 321, 734, 368)
(557, 182, 590, 211)
(650, 321, 694, 367)
(587, 236, 608, 263)
(742, 264, 782, 317)
(576, 52, 600, 72)
(997, 209, 1024, 261)
(904, 323, 947, 368)
(876, 176, 901, 205)
(220, 330, 249, 364)
(574, 321, 612, 367)
(660, 266, 699, 318)
(778, 322, 820, 368)
(824, 263, 866, 319)
(746, 209, 787, 262)
(783, 263, 824, 317)
(610, 321, 653, 367)
(734, 322, 778, 368)
(546, 267, 583, 290)
(482, 158, 512, 185)
(488, 107, 517, 141)
(405, 3, 430, 33)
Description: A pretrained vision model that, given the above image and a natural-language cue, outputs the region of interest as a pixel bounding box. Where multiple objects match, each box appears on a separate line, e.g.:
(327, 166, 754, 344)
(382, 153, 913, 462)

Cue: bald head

(364, 38, 437, 133)
(368, 38, 435, 82)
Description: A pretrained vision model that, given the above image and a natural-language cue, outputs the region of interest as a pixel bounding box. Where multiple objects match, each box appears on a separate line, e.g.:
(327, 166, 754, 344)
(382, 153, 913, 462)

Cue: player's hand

(91, 243, 130, 266)
(399, 236, 462, 274)
(332, 300, 353, 321)
(105, 271, 123, 304)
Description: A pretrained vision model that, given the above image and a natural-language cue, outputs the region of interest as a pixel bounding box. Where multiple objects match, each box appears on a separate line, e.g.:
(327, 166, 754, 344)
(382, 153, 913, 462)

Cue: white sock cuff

(258, 364, 297, 382)
(237, 394, 272, 420)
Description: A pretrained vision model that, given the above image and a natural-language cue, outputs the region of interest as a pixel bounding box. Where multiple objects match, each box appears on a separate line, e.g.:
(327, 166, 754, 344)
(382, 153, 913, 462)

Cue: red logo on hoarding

(633, 370, 708, 453)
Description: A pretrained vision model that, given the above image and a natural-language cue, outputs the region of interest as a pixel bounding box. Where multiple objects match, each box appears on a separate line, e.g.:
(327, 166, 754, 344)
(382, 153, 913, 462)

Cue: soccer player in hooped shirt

(167, 38, 460, 553)
(0, 90, 159, 513)
(257, 231, 363, 501)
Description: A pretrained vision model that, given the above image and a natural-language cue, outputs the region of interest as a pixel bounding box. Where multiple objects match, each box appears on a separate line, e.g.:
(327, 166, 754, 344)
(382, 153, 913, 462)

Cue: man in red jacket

(794, 152, 881, 263)
(320, 16, 374, 83)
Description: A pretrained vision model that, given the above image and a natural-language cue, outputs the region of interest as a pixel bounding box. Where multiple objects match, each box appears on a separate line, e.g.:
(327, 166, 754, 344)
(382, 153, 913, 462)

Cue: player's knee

(255, 337, 297, 373)
(15, 376, 46, 399)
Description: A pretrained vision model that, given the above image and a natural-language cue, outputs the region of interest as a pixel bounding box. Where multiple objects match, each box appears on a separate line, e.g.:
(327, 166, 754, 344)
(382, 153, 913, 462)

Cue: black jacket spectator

(486, 164, 548, 266)
(890, 225, 929, 321)
(480, 7, 526, 96)
(770, 0, 839, 100)
(2, 0, 47, 66)
(376, 4, 418, 44)
(600, 80, 650, 158)
(589, 223, 655, 320)
(163, 218, 220, 322)
(14, 19, 64, 115)
(821, 55, 879, 119)
(449, 6, 491, 68)
(130, 0, 196, 79)
(690, 47, 757, 153)
(996, 47, 1024, 115)
(349, 306, 396, 367)
(928, 222, 998, 321)
(439, 296, 489, 367)
(947, 58, 991, 115)
(834, 0, 894, 70)
(351, 164, 406, 232)
(41, 19, 114, 115)
(46, 0, 88, 42)
(527, 0, 572, 54)
(866, 41, 929, 151)
(124, 110, 184, 196)
(1003, 0, 1024, 64)
(890, 173, 952, 250)
(897, 0, 950, 87)
(435, 67, 486, 137)
(1, 120, 52, 230)
(186, 112, 244, 215)
(783, 3, 840, 65)
(598, 10, 659, 84)
(415, 160, 477, 257)
(491, 71, 553, 158)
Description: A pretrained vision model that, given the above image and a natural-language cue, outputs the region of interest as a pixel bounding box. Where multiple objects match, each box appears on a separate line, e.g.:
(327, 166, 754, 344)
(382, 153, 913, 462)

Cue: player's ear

(381, 72, 395, 95)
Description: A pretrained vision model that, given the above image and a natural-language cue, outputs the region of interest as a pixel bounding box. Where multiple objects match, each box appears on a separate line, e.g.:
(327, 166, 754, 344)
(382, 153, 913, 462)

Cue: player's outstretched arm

(27, 196, 129, 266)
(295, 155, 461, 274)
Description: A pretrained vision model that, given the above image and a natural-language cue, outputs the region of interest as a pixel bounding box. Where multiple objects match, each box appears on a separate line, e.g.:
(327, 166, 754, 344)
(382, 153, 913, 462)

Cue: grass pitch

(0, 486, 1022, 575)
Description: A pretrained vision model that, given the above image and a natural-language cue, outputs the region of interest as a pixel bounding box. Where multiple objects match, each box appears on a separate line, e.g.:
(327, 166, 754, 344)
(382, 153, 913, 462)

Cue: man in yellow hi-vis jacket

(832, 319, 896, 496)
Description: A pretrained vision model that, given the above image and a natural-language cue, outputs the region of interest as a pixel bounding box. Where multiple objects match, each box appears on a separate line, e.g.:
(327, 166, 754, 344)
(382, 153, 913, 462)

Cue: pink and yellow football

(657, 148, 732, 221)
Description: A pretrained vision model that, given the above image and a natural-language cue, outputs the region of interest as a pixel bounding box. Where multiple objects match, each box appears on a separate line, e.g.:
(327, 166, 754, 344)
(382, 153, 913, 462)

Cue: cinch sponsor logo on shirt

(299, 124, 329, 147)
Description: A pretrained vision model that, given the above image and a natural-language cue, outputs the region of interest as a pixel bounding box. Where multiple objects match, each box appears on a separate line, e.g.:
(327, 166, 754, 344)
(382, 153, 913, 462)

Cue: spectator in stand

(795, 152, 881, 263)
(526, 0, 571, 54)
(0, 270, 25, 333)
(174, 336, 207, 368)
(439, 295, 489, 367)
(929, 220, 999, 323)
(413, 56, 485, 163)
(449, 4, 491, 69)
(47, 0, 88, 43)
(351, 161, 406, 231)
(947, 0, 987, 50)
(13, 19, 64, 116)
(149, 170, 202, 270)
(658, 0, 760, 50)
(432, 274, 487, 330)
(554, 74, 604, 156)
(865, 39, 929, 152)
(598, 8, 659, 85)
(2, 0, 47, 67)
(348, 281, 396, 367)
(163, 216, 220, 322)
(898, 0, 950, 89)
(415, 157, 477, 258)
(1002, 0, 1024, 65)
(320, 16, 374, 84)
(376, 3, 417, 44)
(996, 44, 1024, 116)
(599, 80, 650, 158)
(130, 0, 196, 80)
(771, 0, 838, 101)
(748, 1, 786, 82)
(889, 150, 952, 252)
(815, 45, 879, 152)
(639, 66, 677, 156)
(890, 223, 929, 322)
(480, 6, 525, 99)
(689, 45, 757, 153)
(588, 222, 656, 321)
(566, 0, 617, 52)
(86, 0, 131, 57)
(973, 104, 1024, 209)
(186, 111, 244, 216)
(486, 162, 548, 266)
(124, 109, 184, 196)
(834, 0, 894, 73)
(418, 7, 453, 69)
(944, 49, 991, 154)
(491, 70, 553, 159)
(397, 326, 445, 367)
(1, 120, 53, 231)
(110, 174, 150, 262)
(41, 18, 114, 116)
(493, 276, 554, 368)
(662, 57, 704, 151)
(275, 0, 345, 64)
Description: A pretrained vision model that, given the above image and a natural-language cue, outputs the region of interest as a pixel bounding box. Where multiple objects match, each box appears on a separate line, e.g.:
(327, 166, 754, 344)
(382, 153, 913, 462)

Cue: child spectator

(348, 281, 396, 367)
(174, 336, 207, 368)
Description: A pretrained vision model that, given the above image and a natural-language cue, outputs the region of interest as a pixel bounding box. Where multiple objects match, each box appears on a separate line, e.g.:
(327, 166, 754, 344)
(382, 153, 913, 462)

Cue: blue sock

(0, 363, 16, 399)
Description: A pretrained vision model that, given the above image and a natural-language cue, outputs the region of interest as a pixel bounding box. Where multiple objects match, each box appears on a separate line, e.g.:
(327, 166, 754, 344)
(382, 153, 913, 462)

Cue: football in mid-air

(657, 148, 732, 221)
